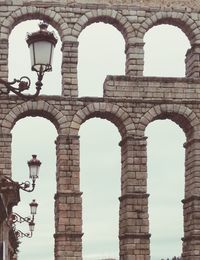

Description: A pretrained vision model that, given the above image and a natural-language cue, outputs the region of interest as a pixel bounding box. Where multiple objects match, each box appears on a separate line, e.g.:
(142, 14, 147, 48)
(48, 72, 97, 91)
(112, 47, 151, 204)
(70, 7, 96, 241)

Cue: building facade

(0, 0, 200, 259)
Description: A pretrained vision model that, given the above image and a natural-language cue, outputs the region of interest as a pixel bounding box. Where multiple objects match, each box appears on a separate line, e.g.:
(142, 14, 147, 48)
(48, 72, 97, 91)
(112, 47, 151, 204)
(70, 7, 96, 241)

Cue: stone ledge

(182, 195, 200, 204)
(119, 135, 147, 147)
(119, 232, 151, 239)
(182, 235, 200, 242)
(105, 75, 200, 84)
(54, 232, 83, 239)
(54, 191, 82, 200)
(119, 193, 149, 202)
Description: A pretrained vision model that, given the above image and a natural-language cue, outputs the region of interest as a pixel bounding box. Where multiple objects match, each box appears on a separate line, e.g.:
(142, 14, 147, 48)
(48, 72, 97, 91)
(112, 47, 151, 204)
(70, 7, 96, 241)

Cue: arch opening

(80, 118, 121, 260)
(1, 102, 67, 136)
(11, 117, 57, 260)
(144, 25, 191, 77)
(8, 20, 62, 96)
(153, 113, 193, 138)
(145, 119, 185, 260)
(78, 22, 125, 97)
(70, 103, 133, 138)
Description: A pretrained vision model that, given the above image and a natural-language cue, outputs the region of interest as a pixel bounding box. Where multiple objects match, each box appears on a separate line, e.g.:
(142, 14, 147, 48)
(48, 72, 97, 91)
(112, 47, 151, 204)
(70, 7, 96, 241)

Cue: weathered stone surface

(1, 0, 200, 259)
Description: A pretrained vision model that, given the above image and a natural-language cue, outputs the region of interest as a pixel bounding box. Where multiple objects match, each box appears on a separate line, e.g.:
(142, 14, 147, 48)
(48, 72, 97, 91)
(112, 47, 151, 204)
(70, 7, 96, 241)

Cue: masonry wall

(1, 0, 200, 260)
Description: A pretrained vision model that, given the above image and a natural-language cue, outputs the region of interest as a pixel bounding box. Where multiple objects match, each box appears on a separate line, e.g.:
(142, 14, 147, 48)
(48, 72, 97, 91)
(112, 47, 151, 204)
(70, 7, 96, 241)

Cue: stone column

(182, 138, 200, 260)
(61, 41, 79, 97)
(0, 39, 9, 94)
(0, 133, 12, 260)
(119, 135, 150, 260)
(54, 135, 82, 260)
(125, 42, 144, 77)
(0, 133, 12, 177)
(185, 44, 200, 78)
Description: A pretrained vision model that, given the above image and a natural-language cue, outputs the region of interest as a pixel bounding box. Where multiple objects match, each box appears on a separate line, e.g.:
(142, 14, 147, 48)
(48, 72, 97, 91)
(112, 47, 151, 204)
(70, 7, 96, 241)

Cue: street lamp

(0, 21, 57, 99)
(0, 156, 41, 250)
(0, 155, 41, 193)
(29, 199, 38, 215)
(11, 199, 38, 239)
(27, 154, 41, 191)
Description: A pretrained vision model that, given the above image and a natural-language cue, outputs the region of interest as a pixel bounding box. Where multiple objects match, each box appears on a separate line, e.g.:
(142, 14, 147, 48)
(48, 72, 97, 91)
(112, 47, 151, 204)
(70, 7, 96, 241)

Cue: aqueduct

(1, 0, 200, 259)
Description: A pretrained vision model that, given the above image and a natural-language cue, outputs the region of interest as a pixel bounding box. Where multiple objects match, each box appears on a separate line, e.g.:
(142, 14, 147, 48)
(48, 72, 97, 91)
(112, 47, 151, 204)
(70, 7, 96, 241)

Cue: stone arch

(0, 7, 66, 41)
(1, 101, 68, 135)
(137, 104, 200, 139)
(138, 12, 199, 45)
(69, 103, 134, 137)
(72, 9, 134, 43)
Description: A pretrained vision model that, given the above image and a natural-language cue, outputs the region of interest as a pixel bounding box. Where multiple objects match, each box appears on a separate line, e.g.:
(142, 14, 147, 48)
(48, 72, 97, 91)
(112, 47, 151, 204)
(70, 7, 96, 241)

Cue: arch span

(1, 101, 68, 135)
(73, 10, 134, 43)
(137, 104, 200, 139)
(0, 7, 66, 41)
(69, 102, 135, 137)
(139, 12, 199, 45)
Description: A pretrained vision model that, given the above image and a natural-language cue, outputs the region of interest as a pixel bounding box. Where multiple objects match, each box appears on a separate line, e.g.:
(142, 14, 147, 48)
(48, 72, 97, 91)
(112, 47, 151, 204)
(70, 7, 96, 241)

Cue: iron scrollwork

(0, 75, 42, 100)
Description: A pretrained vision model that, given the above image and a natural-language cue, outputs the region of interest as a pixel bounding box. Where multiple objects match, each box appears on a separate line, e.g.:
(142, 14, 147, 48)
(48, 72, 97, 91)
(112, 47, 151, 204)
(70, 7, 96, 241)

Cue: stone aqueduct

(1, 0, 200, 259)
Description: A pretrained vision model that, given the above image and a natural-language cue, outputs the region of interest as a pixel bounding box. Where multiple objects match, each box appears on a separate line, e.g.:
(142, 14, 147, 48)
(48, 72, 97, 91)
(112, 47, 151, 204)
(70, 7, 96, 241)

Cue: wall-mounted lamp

(1, 155, 41, 193)
(10, 199, 38, 239)
(0, 22, 57, 100)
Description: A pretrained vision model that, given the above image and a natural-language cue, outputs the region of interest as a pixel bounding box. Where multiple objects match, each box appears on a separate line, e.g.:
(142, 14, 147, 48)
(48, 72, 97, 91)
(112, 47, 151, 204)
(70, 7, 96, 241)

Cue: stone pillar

(54, 135, 82, 260)
(0, 39, 8, 79)
(185, 44, 200, 78)
(182, 138, 200, 260)
(125, 42, 144, 77)
(0, 134, 12, 177)
(119, 135, 150, 260)
(0, 39, 9, 94)
(0, 133, 12, 260)
(61, 41, 79, 97)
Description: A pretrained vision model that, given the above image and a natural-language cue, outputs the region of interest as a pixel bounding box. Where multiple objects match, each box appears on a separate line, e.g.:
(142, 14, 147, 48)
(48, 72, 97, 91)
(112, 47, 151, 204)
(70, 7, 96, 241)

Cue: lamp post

(0, 21, 57, 99)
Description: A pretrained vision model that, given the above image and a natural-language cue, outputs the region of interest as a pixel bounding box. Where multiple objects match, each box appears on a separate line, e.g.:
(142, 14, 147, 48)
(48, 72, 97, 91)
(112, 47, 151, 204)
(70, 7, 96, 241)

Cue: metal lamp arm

(3, 176, 36, 193)
(14, 229, 33, 239)
(10, 212, 31, 224)
(19, 179, 36, 192)
(0, 73, 43, 100)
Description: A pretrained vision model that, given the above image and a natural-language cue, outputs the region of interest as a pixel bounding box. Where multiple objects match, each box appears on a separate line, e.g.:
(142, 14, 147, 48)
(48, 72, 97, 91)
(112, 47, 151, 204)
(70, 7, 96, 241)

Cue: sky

(8, 19, 190, 260)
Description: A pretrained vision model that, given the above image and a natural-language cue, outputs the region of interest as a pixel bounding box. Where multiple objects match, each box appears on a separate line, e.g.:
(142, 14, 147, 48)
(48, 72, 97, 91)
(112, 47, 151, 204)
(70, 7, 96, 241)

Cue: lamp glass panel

(30, 202, 38, 215)
(29, 44, 35, 68)
(29, 41, 53, 71)
(29, 222, 35, 232)
(29, 165, 39, 180)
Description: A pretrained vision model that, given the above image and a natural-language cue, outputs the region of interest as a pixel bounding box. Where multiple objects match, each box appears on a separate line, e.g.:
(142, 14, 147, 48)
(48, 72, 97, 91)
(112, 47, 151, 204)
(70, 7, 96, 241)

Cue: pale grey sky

(8, 21, 190, 260)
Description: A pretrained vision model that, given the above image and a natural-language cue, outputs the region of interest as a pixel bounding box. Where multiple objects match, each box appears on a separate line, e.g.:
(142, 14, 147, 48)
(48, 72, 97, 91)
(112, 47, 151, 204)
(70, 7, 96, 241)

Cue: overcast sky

(8, 20, 190, 260)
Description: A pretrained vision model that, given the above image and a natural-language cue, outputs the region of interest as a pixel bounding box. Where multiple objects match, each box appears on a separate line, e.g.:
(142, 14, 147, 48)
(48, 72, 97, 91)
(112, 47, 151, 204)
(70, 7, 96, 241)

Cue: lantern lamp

(29, 221, 35, 233)
(0, 21, 57, 99)
(26, 22, 57, 78)
(30, 199, 38, 215)
(28, 155, 41, 182)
